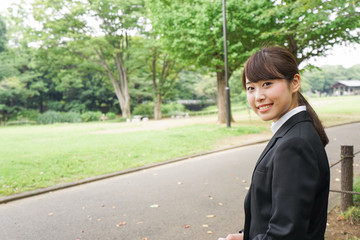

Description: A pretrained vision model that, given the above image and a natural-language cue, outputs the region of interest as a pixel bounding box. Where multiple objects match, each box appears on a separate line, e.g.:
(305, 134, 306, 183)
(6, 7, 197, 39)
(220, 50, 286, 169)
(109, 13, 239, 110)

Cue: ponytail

(298, 92, 329, 146)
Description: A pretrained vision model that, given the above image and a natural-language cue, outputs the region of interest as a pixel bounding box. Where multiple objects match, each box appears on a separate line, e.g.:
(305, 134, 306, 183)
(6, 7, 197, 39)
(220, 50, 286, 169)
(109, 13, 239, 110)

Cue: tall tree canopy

(147, 0, 274, 123)
(16, 0, 146, 117)
(148, 0, 360, 123)
(262, 0, 360, 64)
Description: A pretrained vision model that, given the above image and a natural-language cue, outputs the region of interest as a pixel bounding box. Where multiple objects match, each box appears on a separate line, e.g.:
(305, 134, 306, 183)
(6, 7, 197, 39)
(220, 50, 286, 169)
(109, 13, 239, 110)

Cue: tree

(17, 0, 146, 117)
(302, 64, 360, 94)
(0, 15, 6, 53)
(261, 0, 360, 65)
(0, 76, 27, 123)
(143, 37, 181, 119)
(147, 0, 274, 123)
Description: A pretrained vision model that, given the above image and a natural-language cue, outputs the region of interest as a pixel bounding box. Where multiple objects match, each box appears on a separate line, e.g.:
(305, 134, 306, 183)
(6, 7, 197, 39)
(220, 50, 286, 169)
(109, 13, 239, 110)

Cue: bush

(37, 111, 63, 124)
(37, 111, 82, 124)
(342, 206, 360, 224)
(162, 103, 186, 117)
(106, 112, 116, 120)
(63, 112, 82, 123)
(16, 109, 40, 121)
(354, 177, 360, 206)
(132, 102, 154, 117)
(81, 111, 102, 122)
(46, 101, 64, 112)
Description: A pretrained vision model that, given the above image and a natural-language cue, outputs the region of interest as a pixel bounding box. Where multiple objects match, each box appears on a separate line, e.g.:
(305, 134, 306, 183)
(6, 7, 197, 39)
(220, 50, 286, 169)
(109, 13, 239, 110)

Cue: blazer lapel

(254, 111, 312, 169)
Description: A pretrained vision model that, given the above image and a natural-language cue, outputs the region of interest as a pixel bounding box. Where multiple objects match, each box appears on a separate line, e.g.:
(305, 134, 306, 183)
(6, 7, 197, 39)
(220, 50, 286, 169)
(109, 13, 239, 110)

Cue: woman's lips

(257, 104, 273, 113)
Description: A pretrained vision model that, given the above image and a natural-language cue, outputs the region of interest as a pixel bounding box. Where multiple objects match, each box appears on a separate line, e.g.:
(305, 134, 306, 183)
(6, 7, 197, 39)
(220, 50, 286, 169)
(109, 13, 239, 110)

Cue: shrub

(106, 112, 116, 120)
(37, 111, 63, 124)
(81, 111, 102, 122)
(37, 111, 82, 124)
(132, 102, 154, 117)
(46, 101, 64, 111)
(162, 103, 186, 117)
(16, 109, 40, 121)
(63, 112, 82, 123)
(354, 177, 360, 206)
(342, 206, 360, 224)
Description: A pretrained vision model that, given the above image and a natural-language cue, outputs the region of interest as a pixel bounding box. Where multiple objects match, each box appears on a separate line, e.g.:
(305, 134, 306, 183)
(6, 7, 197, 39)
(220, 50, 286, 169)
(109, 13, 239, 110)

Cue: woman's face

(245, 77, 300, 122)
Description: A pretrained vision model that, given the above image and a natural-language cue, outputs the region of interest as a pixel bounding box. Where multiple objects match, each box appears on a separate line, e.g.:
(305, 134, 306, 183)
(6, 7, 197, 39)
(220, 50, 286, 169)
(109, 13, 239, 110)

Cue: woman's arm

(218, 233, 243, 240)
(253, 137, 320, 239)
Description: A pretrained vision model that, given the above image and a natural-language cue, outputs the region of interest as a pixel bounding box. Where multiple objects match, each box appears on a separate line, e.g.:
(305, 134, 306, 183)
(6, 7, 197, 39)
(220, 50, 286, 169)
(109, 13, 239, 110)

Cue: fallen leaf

(142, 238, 148, 240)
(112, 206, 116, 209)
(218, 202, 223, 206)
(206, 195, 214, 200)
(245, 187, 250, 190)
(178, 181, 183, 185)
(48, 212, 54, 216)
(137, 221, 143, 224)
(82, 206, 86, 210)
(206, 214, 215, 218)
(207, 230, 213, 234)
(183, 225, 191, 228)
(202, 224, 209, 228)
(101, 204, 105, 207)
(337, 215, 344, 221)
(242, 180, 247, 183)
(335, 178, 340, 182)
(97, 218, 102, 222)
(150, 204, 160, 208)
(116, 221, 126, 227)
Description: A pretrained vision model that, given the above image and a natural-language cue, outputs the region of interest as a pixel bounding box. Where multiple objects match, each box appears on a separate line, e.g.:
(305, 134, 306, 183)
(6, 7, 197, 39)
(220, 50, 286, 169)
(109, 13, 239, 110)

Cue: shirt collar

(271, 106, 306, 134)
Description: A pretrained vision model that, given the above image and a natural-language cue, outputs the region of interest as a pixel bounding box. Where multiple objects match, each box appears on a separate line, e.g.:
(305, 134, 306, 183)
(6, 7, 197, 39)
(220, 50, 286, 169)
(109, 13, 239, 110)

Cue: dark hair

(242, 46, 329, 146)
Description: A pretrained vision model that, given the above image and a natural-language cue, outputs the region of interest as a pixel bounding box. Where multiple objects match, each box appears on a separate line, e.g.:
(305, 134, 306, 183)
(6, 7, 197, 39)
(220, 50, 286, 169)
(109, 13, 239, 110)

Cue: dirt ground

(326, 206, 360, 239)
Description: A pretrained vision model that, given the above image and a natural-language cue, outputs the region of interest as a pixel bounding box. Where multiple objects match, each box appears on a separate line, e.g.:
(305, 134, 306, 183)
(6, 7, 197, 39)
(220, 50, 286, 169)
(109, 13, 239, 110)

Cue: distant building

(329, 80, 360, 96)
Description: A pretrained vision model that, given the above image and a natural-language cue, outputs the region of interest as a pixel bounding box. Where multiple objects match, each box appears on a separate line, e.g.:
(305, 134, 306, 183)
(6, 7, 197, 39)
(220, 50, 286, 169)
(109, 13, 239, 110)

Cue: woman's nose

(255, 89, 265, 101)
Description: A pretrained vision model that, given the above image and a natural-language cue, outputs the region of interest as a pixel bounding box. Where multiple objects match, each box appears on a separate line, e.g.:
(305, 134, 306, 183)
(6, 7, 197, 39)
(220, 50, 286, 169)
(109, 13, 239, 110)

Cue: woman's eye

(247, 87, 254, 91)
(263, 82, 272, 87)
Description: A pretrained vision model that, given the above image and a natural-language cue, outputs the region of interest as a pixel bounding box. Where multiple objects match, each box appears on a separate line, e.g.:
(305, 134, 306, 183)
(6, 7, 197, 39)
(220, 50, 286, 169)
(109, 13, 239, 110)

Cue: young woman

(218, 46, 330, 240)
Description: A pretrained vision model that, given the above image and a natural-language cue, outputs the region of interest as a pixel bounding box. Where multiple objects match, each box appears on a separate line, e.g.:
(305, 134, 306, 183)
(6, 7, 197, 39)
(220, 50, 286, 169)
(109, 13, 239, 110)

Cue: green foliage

(0, 76, 27, 122)
(0, 15, 7, 53)
(354, 177, 360, 206)
(106, 112, 116, 120)
(147, 0, 271, 70)
(15, 109, 40, 121)
(132, 102, 154, 117)
(161, 103, 186, 117)
(81, 111, 102, 122)
(302, 64, 360, 93)
(342, 206, 360, 224)
(37, 111, 82, 124)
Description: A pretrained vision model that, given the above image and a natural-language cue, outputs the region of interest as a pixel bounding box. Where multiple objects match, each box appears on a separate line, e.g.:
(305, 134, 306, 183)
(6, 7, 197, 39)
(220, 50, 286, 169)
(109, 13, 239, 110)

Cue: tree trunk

(216, 68, 234, 124)
(78, 49, 132, 118)
(154, 94, 162, 120)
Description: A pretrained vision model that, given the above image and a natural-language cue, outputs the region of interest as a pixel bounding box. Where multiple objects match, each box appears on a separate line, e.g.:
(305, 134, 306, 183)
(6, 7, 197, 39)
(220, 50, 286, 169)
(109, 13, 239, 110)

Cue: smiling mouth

(257, 104, 272, 112)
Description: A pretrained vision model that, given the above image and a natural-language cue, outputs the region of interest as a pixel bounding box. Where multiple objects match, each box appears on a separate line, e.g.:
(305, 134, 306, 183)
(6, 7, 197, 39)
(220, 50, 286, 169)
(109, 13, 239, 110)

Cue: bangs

(243, 50, 284, 83)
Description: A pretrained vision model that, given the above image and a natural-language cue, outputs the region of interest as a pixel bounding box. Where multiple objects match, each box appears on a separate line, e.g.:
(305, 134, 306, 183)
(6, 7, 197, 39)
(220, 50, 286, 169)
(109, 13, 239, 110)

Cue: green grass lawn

(1, 95, 360, 196)
(0, 122, 264, 196)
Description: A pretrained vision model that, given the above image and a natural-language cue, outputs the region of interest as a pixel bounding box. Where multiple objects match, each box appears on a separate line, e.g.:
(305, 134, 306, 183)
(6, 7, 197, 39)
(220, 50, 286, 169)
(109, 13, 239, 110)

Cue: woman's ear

(292, 74, 301, 93)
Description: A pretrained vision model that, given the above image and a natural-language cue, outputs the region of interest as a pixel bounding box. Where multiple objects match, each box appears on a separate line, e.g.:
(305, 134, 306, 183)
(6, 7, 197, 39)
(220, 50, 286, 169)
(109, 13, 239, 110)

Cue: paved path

(0, 123, 359, 240)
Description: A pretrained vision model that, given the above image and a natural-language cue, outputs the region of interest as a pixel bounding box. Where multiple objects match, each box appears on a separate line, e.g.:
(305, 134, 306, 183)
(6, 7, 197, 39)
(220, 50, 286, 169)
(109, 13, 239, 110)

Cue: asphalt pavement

(0, 122, 359, 240)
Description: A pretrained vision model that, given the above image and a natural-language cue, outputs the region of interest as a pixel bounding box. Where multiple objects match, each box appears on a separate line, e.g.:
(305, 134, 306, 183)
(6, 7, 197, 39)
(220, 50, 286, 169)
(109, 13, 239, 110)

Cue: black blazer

(243, 111, 330, 240)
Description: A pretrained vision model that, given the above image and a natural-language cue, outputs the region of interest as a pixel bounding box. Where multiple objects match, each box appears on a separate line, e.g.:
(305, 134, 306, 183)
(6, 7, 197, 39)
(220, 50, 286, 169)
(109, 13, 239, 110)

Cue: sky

(1, 0, 360, 69)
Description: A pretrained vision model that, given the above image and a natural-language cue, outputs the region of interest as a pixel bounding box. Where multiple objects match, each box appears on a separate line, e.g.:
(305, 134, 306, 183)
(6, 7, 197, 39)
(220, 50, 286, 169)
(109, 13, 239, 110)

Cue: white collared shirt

(271, 106, 307, 134)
